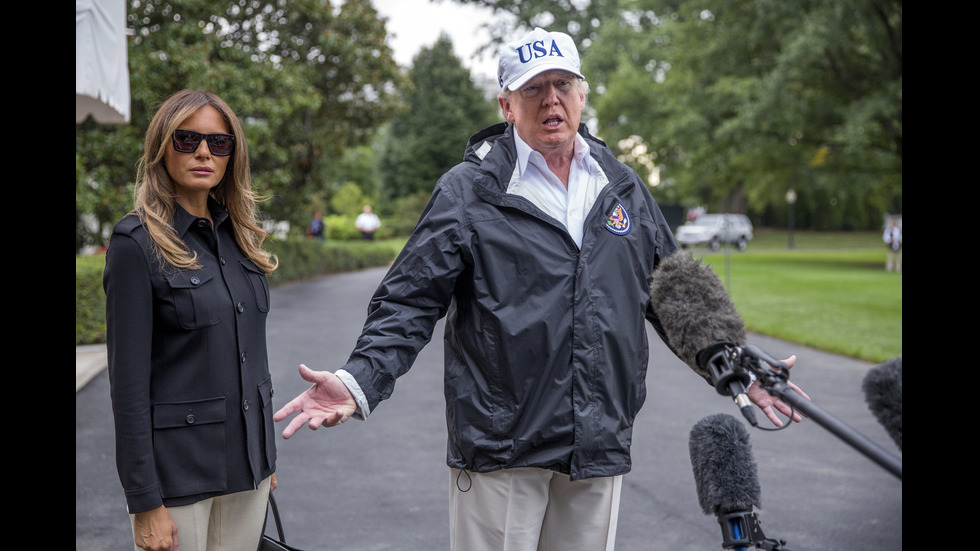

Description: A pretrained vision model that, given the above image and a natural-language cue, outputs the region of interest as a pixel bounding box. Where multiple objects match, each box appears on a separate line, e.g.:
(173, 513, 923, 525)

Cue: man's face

(499, 70, 586, 156)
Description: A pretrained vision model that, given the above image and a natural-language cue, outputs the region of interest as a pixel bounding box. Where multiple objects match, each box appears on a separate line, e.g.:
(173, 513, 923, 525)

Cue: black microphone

(862, 355, 902, 451)
(650, 251, 757, 425)
(690, 414, 797, 550)
(689, 413, 762, 550)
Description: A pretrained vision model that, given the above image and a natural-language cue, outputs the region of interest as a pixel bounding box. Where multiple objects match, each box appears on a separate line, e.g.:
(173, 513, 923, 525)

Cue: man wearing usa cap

(275, 27, 680, 550)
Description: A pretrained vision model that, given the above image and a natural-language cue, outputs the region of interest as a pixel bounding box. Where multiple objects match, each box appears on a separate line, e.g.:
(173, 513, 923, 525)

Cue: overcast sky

(372, 0, 521, 82)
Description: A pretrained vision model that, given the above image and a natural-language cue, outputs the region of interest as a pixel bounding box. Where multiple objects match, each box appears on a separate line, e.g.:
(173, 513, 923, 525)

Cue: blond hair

(132, 89, 277, 272)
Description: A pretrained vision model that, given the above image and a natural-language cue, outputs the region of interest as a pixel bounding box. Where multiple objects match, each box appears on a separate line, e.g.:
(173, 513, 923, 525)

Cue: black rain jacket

(343, 123, 679, 480)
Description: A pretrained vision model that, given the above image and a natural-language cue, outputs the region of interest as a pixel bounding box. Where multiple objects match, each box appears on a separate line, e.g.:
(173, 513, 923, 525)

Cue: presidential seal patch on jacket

(604, 203, 631, 235)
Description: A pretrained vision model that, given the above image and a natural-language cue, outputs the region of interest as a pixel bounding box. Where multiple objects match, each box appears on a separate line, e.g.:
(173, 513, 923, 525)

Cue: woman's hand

(133, 505, 179, 551)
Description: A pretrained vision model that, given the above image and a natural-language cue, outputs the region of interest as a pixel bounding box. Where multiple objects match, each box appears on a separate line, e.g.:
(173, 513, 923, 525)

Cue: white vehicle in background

(675, 214, 754, 251)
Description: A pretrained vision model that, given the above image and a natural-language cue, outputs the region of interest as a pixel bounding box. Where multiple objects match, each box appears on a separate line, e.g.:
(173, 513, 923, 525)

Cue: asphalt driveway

(76, 266, 902, 550)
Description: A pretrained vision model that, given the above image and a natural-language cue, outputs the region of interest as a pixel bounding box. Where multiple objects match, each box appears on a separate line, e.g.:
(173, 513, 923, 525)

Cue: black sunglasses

(171, 129, 236, 157)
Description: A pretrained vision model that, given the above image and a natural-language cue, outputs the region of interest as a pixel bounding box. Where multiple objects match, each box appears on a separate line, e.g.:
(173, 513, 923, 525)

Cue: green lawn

(692, 229, 902, 364)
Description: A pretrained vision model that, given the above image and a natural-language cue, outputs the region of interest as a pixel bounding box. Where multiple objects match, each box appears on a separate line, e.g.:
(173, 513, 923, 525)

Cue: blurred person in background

(310, 210, 325, 241)
(355, 204, 381, 240)
(883, 218, 902, 272)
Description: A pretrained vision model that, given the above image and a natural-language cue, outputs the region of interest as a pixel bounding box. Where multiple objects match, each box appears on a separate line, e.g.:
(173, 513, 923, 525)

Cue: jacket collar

(172, 196, 229, 238)
(465, 122, 628, 199)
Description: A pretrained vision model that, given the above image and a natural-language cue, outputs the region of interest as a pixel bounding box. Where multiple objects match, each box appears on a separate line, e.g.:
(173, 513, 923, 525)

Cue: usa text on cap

(498, 27, 584, 91)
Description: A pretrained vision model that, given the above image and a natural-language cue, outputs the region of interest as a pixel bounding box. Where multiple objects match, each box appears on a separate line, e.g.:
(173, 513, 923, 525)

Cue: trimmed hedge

(75, 237, 402, 346)
(76, 254, 108, 345)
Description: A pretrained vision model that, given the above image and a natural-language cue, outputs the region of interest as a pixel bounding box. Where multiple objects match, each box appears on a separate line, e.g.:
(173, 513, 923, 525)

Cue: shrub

(75, 254, 107, 345)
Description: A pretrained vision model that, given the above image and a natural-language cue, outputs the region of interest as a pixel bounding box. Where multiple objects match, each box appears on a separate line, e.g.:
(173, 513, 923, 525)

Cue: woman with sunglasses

(103, 89, 279, 551)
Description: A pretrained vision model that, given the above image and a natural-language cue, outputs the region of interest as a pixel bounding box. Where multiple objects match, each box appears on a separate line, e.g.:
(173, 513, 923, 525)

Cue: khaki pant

(886, 249, 902, 272)
(130, 476, 271, 551)
(449, 467, 622, 551)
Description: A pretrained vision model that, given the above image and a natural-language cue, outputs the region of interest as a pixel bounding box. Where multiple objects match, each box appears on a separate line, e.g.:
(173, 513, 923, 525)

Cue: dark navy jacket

(103, 198, 276, 513)
(342, 123, 679, 480)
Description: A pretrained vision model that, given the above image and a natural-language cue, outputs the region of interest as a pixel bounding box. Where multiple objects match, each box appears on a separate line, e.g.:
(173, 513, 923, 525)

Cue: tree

(379, 34, 500, 200)
(76, 0, 403, 251)
(450, 0, 902, 230)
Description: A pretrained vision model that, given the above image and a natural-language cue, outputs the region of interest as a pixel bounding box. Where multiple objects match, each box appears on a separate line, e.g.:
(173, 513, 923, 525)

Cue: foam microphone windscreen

(689, 413, 762, 516)
(650, 250, 746, 379)
(861, 355, 902, 451)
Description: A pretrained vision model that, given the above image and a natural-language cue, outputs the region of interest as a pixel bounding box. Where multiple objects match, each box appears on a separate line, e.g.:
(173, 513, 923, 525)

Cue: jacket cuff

(125, 483, 163, 514)
(335, 369, 371, 420)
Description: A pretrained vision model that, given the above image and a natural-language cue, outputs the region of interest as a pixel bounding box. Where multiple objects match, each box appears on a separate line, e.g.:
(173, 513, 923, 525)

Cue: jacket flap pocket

(166, 268, 216, 290)
(153, 397, 226, 429)
(257, 376, 274, 405)
(238, 258, 265, 275)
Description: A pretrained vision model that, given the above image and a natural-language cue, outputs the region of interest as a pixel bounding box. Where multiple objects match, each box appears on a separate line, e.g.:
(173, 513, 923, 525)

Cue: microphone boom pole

(740, 345, 903, 480)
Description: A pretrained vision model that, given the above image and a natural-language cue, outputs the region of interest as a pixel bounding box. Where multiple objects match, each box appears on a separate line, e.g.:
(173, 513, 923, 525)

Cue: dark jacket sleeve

(639, 190, 700, 379)
(342, 179, 468, 411)
(103, 229, 164, 513)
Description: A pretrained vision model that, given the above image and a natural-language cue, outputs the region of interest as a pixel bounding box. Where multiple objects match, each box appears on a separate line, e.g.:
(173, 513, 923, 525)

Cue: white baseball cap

(497, 27, 584, 91)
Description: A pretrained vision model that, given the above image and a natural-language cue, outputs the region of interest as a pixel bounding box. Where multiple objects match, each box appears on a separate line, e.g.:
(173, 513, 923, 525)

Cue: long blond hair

(133, 89, 277, 272)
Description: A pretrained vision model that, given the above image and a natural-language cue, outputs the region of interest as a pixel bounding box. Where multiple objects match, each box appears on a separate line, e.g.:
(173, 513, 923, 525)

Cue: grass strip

(698, 245, 901, 364)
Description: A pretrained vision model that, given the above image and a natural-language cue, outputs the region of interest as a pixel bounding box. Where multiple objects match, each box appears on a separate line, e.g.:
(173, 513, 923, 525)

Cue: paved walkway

(77, 267, 902, 550)
(76, 344, 107, 393)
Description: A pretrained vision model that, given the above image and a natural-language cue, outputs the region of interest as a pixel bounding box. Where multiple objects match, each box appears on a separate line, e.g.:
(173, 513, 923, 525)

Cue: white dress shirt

(506, 130, 609, 248)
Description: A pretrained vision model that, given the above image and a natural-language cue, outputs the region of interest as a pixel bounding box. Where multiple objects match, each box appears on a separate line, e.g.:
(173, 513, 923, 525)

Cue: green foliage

(323, 145, 385, 209)
(76, 0, 403, 252)
(75, 254, 108, 345)
(377, 191, 431, 237)
(324, 214, 362, 240)
(451, 0, 902, 230)
(75, 238, 402, 345)
(330, 183, 373, 219)
(379, 34, 500, 200)
(590, 0, 901, 230)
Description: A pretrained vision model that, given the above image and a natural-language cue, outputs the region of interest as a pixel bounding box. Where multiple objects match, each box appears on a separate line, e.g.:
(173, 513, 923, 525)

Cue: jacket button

(241, 352, 248, 363)
(186, 414, 196, 424)
(190, 276, 200, 285)
(242, 400, 250, 411)
(237, 302, 245, 313)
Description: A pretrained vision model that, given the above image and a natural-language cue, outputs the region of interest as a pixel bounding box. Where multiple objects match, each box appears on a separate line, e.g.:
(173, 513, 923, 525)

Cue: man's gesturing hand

(746, 355, 812, 427)
(274, 364, 357, 439)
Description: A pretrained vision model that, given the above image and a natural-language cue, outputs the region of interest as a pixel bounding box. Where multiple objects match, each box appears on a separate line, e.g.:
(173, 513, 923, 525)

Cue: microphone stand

(738, 345, 902, 481)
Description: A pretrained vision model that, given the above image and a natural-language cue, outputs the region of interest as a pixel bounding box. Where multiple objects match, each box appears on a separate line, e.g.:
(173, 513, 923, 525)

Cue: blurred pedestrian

(883, 218, 902, 272)
(103, 89, 279, 551)
(310, 210, 325, 241)
(355, 204, 381, 240)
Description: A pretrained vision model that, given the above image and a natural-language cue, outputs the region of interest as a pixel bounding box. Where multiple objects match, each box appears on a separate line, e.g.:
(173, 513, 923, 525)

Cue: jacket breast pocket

(240, 259, 270, 313)
(152, 397, 227, 498)
(166, 268, 221, 329)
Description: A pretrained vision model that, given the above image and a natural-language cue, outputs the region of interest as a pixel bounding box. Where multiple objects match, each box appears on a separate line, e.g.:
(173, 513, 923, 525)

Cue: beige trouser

(449, 467, 622, 551)
(131, 476, 271, 551)
(886, 250, 902, 272)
